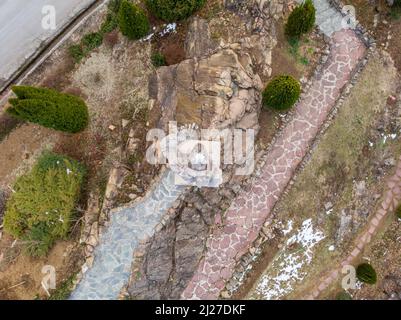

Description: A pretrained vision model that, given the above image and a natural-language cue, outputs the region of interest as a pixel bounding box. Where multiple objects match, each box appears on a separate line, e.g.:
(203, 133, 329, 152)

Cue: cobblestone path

(71, 170, 184, 300)
(181, 14, 367, 298)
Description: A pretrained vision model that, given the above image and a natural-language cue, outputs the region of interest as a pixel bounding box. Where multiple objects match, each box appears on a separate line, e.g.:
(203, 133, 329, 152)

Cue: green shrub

(100, 12, 118, 34)
(108, 0, 122, 13)
(151, 52, 167, 67)
(3, 152, 86, 257)
(335, 290, 352, 300)
(262, 75, 301, 111)
(146, 0, 206, 22)
(7, 86, 89, 133)
(48, 274, 77, 300)
(285, 0, 316, 39)
(356, 263, 377, 284)
(68, 44, 85, 63)
(118, 0, 150, 40)
(82, 32, 103, 52)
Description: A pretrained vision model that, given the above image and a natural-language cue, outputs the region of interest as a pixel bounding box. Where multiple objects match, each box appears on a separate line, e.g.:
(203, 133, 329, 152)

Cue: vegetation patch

(6, 86, 89, 133)
(68, 0, 122, 63)
(3, 152, 86, 257)
(48, 274, 77, 300)
(395, 204, 401, 219)
(151, 52, 167, 67)
(356, 263, 377, 284)
(335, 290, 352, 300)
(146, 0, 206, 22)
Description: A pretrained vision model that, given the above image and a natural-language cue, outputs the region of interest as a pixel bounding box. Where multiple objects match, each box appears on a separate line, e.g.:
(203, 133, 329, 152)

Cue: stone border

(70, 164, 172, 291)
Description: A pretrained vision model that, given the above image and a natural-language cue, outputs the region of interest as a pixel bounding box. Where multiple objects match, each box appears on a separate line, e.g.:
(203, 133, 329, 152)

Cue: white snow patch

(255, 219, 325, 300)
(282, 220, 293, 235)
(141, 23, 177, 42)
(328, 245, 335, 251)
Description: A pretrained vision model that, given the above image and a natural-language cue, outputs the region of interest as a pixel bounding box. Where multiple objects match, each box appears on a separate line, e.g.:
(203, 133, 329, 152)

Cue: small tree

(262, 75, 301, 111)
(356, 263, 377, 284)
(7, 86, 89, 133)
(285, 0, 316, 39)
(146, 0, 206, 22)
(118, 0, 150, 40)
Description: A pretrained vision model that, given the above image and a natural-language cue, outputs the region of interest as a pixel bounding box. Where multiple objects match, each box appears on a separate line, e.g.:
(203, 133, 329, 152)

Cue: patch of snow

(328, 245, 335, 251)
(255, 219, 325, 300)
(141, 23, 177, 42)
(282, 220, 293, 235)
(160, 23, 177, 37)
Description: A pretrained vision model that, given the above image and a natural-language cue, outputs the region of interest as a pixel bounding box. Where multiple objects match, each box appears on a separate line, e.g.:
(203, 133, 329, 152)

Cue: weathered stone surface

(128, 199, 214, 299)
(185, 17, 218, 59)
(151, 48, 262, 131)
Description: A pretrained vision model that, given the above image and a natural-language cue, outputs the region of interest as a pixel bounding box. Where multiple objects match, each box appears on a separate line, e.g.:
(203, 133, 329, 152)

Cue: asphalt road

(0, 0, 95, 86)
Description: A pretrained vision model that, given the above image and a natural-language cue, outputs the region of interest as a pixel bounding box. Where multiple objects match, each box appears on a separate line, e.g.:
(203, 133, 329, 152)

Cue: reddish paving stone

(368, 226, 376, 234)
(351, 248, 360, 257)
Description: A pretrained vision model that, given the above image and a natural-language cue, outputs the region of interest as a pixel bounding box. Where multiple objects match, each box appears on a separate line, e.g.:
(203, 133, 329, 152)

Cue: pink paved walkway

(181, 29, 366, 300)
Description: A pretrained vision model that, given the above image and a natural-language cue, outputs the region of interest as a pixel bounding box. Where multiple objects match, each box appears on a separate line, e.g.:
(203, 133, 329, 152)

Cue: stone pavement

(181, 3, 366, 298)
(71, 170, 184, 300)
(307, 155, 401, 299)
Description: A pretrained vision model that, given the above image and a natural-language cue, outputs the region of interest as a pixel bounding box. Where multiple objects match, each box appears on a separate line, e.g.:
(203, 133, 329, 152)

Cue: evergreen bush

(118, 0, 150, 40)
(285, 0, 316, 39)
(7, 86, 89, 133)
(356, 263, 377, 284)
(262, 75, 301, 111)
(146, 0, 206, 22)
(3, 152, 86, 257)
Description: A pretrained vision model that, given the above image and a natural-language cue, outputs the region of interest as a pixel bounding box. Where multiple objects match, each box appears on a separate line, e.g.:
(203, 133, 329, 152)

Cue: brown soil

(0, 233, 83, 300)
(345, 0, 401, 72)
(152, 22, 188, 66)
(0, 123, 57, 189)
(271, 20, 325, 81)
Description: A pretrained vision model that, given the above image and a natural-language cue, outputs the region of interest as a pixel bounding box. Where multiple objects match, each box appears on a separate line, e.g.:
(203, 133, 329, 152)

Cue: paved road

(0, 0, 95, 87)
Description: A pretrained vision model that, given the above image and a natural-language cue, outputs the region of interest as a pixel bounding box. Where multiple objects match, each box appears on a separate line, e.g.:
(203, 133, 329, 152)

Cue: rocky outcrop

(150, 47, 263, 132)
(127, 183, 239, 299)
(127, 1, 284, 300)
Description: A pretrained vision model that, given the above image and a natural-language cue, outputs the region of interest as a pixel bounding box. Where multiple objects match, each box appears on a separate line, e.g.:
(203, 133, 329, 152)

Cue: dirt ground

(345, 0, 401, 72)
(0, 233, 82, 300)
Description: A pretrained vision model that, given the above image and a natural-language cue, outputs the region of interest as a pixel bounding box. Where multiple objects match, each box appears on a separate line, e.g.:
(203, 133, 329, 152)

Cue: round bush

(356, 263, 377, 284)
(285, 0, 316, 39)
(262, 75, 301, 111)
(146, 0, 206, 22)
(118, 0, 150, 40)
